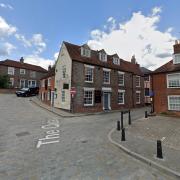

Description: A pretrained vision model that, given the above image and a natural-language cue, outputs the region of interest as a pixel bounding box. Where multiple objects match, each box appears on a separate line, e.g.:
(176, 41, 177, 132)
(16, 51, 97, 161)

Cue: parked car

(16, 87, 39, 97)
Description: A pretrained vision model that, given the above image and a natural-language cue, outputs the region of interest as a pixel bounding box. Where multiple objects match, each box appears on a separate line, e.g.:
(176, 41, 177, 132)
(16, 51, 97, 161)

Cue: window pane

(84, 90, 93, 105)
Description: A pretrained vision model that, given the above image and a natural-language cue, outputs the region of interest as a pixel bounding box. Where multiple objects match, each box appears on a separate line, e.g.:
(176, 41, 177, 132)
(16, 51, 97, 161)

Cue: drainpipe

(151, 74, 154, 113)
(131, 73, 134, 108)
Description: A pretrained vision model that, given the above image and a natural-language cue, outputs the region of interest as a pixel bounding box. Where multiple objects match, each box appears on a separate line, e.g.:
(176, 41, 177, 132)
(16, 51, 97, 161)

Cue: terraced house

(54, 42, 145, 113)
(0, 57, 47, 88)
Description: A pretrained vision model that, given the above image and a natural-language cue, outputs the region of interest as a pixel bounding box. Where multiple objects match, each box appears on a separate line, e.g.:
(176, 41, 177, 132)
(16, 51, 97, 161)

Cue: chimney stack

(48, 65, 51, 71)
(131, 55, 136, 64)
(20, 57, 24, 63)
(173, 40, 180, 54)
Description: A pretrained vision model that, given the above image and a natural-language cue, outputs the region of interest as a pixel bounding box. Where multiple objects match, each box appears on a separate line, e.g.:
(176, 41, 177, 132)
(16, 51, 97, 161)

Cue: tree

(0, 75, 10, 88)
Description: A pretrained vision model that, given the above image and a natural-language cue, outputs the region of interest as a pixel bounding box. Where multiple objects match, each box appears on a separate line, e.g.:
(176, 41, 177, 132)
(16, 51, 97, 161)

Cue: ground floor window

(84, 90, 94, 106)
(168, 96, 180, 111)
(118, 90, 125, 104)
(9, 78, 14, 87)
(28, 80, 36, 87)
(61, 90, 65, 102)
(20, 79, 26, 88)
(136, 91, 141, 104)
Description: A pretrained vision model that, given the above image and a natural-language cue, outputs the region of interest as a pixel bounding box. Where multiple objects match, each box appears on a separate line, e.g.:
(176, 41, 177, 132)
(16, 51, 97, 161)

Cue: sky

(0, 0, 180, 70)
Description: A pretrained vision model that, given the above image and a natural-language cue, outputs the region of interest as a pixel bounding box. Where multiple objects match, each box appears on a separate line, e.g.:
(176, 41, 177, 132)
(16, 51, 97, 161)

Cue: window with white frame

(84, 88, 94, 106)
(118, 72, 124, 86)
(48, 78, 51, 86)
(113, 57, 120, 65)
(62, 66, 66, 78)
(30, 71, 36, 78)
(173, 54, 180, 64)
(85, 65, 94, 82)
(103, 69, 110, 84)
(20, 69, 26, 75)
(8, 67, 14, 75)
(20, 79, 26, 88)
(28, 80, 36, 87)
(167, 73, 180, 88)
(168, 96, 180, 111)
(136, 76, 140, 87)
(9, 78, 14, 87)
(61, 90, 65, 102)
(81, 47, 91, 57)
(99, 52, 107, 62)
(136, 91, 141, 104)
(118, 90, 125, 104)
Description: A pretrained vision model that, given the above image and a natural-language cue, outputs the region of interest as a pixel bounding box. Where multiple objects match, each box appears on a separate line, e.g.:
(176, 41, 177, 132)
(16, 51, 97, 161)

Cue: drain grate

(16, 131, 30, 137)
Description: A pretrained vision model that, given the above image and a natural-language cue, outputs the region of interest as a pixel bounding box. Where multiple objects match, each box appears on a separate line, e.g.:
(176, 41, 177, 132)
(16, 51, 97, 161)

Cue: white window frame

(20, 69, 26, 75)
(136, 76, 141, 87)
(62, 66, 66, 79)
(103, 68, 111, 84)
(8, 67, 14, 75)
(20, 79, 26, 88)
(83, 87, 94, 106)
(99, 52, 107, 62)
(173, 54, 180, 64)
(136, 91, 141, 104)
(168, 95, 180, 111)
(48, 78, 51, 86)
(167, 73, 180, 88)
(61, 90, 65, 102)
(118, 71, 124, 86)
(113, 57, 120, 65)
(118, 90, 125, 104)
(9, 78, 14, 86)
(81, 47, 91, 57)
(28, 80, 36, 87)
(84, 64, 94, 83)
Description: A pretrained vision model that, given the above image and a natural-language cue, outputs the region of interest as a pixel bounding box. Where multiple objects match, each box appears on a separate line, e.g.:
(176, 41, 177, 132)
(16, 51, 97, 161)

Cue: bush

(0, 75, 10, 88)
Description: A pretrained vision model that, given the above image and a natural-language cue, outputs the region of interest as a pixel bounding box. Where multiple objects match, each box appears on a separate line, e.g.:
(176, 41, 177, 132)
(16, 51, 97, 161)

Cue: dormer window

(173, 54, 180, 64)
(81, 45, 91, 57)
(113, 57, 120, 65)
(99, 52, 107, 62)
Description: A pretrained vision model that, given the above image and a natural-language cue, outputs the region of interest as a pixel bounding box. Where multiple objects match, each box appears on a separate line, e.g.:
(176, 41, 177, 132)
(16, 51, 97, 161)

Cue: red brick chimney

(131, 55, 136, 64)
(173, 40, 180, 54)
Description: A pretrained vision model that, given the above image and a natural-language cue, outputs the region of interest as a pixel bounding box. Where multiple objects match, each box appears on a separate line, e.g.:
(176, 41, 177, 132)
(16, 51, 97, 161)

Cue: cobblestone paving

(0, 94, 176, 180)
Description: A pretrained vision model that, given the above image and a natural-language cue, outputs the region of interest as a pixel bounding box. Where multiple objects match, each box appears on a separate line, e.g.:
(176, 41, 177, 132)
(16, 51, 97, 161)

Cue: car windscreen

(21, 88, 29, 91)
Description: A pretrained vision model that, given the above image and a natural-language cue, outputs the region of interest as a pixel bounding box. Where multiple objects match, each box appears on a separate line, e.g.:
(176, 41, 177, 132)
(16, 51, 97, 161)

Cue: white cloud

(15, 34, 31, 47)
(24, 55, 55, 70)
(0, 16, 17, 38)
(54, 52, 59, 60)
(88, 7, 176, 70)
(0, 42, 16, 56)
(0, 3, 13, 10)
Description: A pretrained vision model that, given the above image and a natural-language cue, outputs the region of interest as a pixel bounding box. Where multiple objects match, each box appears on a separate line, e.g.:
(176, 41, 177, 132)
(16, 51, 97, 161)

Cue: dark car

(16, 87, 39, 97)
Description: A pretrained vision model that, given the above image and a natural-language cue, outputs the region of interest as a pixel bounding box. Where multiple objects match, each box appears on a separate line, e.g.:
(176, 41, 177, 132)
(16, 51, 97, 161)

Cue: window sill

(85, 81, 93, 83)
(84, 104, 94, 107)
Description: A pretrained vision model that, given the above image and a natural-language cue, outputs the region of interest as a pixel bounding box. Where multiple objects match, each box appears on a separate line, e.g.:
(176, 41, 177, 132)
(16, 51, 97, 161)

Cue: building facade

(39, 67, 55, 106)
(0, 57, 47, 88)
(152, 40, 180, 116)
(54, 42, 144, 113)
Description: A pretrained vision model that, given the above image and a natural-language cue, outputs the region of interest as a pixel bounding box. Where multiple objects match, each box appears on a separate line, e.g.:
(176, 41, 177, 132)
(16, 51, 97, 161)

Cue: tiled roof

(41, 67, 55, 79)
(140, 67, 152, 75)
(153, 60, 180, 74)
(64, 42, 143, 76)
(0, 59, 47, 73)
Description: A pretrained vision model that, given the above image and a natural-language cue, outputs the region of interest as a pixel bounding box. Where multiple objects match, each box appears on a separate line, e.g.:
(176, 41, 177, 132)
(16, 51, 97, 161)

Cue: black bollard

(128, 110, 131, 125)
(145, 111, 148, 118)
(157, 140, 163, 159)
(121, 128, 126, 141)
(121, 112, 124, 129)
(117, 121, 120, 131)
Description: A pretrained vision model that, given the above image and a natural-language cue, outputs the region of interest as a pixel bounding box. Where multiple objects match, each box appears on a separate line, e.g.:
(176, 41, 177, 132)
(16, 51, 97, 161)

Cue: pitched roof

(153, 60, 180, 74)
(0, 59, 47, 73)
(41, 67, 55, 80)
(140, 67, 152, 75)
(64, 42, 143, 76)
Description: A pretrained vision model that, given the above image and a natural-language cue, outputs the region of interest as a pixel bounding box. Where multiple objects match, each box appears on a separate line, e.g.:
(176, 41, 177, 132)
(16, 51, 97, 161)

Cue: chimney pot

(131, 55, 136, 64)
(20, 57, 24, 63)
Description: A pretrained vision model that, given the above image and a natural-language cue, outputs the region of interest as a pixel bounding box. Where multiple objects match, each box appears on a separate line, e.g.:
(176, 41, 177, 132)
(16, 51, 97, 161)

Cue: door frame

(103, 92, 111, 110)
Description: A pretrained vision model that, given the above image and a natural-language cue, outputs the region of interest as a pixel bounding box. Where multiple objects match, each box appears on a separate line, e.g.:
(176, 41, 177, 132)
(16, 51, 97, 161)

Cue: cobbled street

(0, 94, 176, 180)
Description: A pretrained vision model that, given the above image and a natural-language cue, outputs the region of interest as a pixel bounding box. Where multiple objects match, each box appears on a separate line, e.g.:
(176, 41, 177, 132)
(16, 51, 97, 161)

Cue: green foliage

(0, 75, 10, 88)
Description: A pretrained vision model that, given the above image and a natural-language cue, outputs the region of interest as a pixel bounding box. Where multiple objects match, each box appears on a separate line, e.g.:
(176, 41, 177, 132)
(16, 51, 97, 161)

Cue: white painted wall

(54, 43, 72, 110)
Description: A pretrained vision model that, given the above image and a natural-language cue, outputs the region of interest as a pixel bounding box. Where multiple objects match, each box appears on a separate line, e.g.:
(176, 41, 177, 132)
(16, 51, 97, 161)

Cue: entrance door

(103, 92, 110, 110)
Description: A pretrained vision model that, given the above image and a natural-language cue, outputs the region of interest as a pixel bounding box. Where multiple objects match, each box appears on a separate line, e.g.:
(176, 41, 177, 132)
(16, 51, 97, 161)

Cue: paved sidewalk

(110, 115, 180, 176)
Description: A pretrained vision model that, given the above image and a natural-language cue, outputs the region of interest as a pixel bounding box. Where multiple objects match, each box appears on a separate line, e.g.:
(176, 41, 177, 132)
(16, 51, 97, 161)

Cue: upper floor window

(136, 76, 140, 87)
(99, 52, 107, 62)
(118, 72, 124, 86)
(20, 69, 26, 75)
(168, 96, 180, 111)
(103, 68, 110, 84)
(173, 54, 180, 64)
(167, 73, 180, 88)
(48, 78, 51, 86)
(81, 47, 91, 57)
(30, 71, 36, 78)
(62, 66, 66, 78)
(8, 67, 14, 75)
(113, 57, 120, 65)
(85, 65, 94, 83)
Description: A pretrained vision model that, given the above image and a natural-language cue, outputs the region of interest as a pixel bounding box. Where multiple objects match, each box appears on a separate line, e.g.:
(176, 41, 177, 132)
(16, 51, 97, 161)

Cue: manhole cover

(16, 131, 30, 137)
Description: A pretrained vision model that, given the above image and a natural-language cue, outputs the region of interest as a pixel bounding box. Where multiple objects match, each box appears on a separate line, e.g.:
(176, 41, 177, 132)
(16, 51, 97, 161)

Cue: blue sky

(0, 0, 180, 69)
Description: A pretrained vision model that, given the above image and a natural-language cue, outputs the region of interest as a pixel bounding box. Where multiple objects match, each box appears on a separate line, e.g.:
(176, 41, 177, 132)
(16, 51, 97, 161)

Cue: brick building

(0, 57, 47, 88)
(39, 66, 55, 106)
(54, 42, 144, 113)
(141, 67, 152, 104)
(152, 40, 180, 116)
